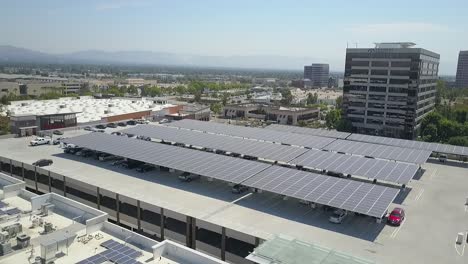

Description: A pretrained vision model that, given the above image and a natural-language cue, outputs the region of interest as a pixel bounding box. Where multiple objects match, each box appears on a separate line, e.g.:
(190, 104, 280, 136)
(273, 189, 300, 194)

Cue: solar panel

(166, 119, 336, 149)
(5, 208, 21, 215)
(243, 166, 399, 218)
(78, 239, 144, 264)
(265, 124, 351, 139)
(324, 139, 431, 164)
(0, 201, 7, 208)
(63, 133, 271, 184)
(290, 149, 418, 184)
(120, 125, 308, 162)
(348, 133, 468, 156)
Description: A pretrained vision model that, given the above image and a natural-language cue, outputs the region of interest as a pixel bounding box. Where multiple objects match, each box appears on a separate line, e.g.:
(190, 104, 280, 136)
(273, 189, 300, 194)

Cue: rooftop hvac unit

(0, 242, 12, 256)
(0, 231, 9, 243)
(108, 104, 114, 107)
(59, 105, 66, 108)
(21, 103, 28, 107)
(43, 222, 54, 234)
(2, 223, 22, 238)
(16, 234, 30, 249)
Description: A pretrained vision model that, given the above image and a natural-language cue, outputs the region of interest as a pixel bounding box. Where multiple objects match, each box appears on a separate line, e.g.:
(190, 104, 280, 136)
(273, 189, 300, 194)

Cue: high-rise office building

(455, 50, 468, 88)
(304, 63, 329, 87)
(343, 42, 440, 139)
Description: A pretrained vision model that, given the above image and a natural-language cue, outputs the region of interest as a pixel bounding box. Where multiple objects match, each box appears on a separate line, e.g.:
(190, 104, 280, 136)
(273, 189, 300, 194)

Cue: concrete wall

(105, 110, 152, 123)
(153, 240, 228, 264)
(102, 221, 158, 251)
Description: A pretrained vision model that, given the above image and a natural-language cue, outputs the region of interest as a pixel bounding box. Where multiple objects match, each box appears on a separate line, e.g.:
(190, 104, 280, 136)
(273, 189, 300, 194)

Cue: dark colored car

(95, 124, 106, 129)
(111, 131, 122, 136)
(232, 184, 249, 194)
(117, 122, 127, 127)
(136, 164, 155, 173)
(107, 123, 118, 128)
(32, 159, 53, 167)
(126, 120, 137, 126)
(121, 160, 144, 169)
(387, 207, 405, 226)
(83, 126, 92, 131)
(136, 135, 151, 141)
(53, 130, 64, 135)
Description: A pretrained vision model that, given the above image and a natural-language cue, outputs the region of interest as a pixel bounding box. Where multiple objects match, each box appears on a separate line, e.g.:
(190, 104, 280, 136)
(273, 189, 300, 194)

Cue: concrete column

(186, 216, 191, 247)
(160, 208, 165, 240)
(221, 227, 226, 261)
(63, 176, 67, 197)
(96, 187, 101, 210)
(21, 163, 25, 181)
(34, 166, 38, 192)
(137, 200, 141, 231)
(9, 159, 12, 176)
(191, 217, 197, 249)
(255, 237, 260, 247)
(48, 171, 51, 193)
(115, 193, 120, 224)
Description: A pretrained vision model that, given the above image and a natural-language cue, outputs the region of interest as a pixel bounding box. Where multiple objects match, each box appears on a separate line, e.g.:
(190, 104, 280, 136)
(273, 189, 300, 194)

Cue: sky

(1, 0, 467, 74)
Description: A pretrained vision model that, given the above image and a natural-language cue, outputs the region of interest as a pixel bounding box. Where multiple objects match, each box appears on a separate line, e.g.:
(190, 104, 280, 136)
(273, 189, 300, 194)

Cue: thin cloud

(348, 22, 453, 34)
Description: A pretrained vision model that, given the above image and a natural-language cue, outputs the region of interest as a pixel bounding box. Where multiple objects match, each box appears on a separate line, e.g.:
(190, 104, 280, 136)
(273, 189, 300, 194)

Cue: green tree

(306, 93, 318, 105)
(0, 115, 9, 135)
(210, 103, 223, 114)
(221, 93, 230, 106)
(447, 136, 468, 147)
(127, 85, 138, 95)
(336, 95, 343, 109)
(422, 123, 438, 142)
(336, 118, 353, 132)
(175, 85, 187, 95)
(280, 89, 293, 106)
(194, 90, 202, 102)
(325, 109, 341, 129)
(435, 80, 446, 106)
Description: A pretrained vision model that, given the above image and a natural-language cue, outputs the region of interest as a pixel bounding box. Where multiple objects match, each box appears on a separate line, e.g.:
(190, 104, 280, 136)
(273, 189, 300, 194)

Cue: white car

(30, 137, 52, 146)
(329, 209, 347, 224)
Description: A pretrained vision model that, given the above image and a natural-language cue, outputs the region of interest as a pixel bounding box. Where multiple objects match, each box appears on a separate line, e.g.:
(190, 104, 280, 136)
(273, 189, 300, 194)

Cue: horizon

(1, 0, 467, 74)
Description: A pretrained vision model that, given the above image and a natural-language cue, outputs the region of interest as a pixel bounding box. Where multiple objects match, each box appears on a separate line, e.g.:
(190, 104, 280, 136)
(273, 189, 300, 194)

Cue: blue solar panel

(0, 201, 7, 208)
(5, 208, 20, 215)
(0, 210, 6, 216)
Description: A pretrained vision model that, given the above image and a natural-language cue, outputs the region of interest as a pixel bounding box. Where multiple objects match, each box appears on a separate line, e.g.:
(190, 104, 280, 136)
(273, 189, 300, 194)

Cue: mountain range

(0, 45, 319, 70)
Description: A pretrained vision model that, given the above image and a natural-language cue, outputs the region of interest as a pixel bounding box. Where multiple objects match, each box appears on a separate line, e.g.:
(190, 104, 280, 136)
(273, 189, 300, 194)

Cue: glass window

(371, 61, 389, 67)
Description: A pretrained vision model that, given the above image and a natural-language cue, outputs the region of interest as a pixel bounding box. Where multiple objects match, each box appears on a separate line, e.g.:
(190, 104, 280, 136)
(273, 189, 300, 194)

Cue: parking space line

(390, 219, 405, 239)
(415, 189, 424, 201)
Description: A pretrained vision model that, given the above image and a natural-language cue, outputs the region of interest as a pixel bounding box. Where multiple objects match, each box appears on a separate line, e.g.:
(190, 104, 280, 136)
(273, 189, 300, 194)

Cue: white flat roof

(3, 97, 174, 123)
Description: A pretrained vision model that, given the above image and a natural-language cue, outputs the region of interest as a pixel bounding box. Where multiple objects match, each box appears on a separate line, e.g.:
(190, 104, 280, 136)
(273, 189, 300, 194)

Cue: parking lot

(0, 128, 467, 263)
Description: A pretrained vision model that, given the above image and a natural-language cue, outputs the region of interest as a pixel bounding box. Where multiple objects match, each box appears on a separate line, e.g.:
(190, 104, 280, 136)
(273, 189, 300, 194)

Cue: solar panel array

(77, 239, 142, 264)
(166, 119, 336, 149)
(243, 166, 399, 218)
(63, 133, 270, 184)
(324, 140, 431, 164)
(266, 124, 351, 139)
(120, 125, 308, 162)
(290, 150, 418, 184)
(348, 133, 468, 156)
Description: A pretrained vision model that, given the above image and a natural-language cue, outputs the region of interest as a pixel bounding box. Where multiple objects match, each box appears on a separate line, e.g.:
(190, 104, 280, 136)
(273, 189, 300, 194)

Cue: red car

(387, 208, 405, 226)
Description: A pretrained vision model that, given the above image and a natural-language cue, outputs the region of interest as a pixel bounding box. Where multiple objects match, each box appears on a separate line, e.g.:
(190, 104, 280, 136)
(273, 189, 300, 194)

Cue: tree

(127, 85, 138, 95)
(175, 85, 187, 95)
(336, 118, 353, 132)
(221, 93, 230, 106)
(306, 93, 318, 105)
(336, 95, 343, 110)
(422, 123, 438, 142)
(447, 136, 468, 147)
(194, 90, 202, 102)
(210, 103, 223, 115)
(325, 109, 341, 129)
(0, 115, 9, 135)
(435, 80, 446, 106)
(280, 89, 293, 106)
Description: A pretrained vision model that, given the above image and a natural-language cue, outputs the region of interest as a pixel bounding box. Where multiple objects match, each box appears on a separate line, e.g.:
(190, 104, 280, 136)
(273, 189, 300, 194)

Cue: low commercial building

(166, 104, 211, 121)
(0, 172, 226, 264)
(223, 104, 319, 125)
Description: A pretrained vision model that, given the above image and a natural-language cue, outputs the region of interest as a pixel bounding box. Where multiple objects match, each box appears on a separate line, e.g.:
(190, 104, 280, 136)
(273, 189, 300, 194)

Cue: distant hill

(0, 45, 318, 70)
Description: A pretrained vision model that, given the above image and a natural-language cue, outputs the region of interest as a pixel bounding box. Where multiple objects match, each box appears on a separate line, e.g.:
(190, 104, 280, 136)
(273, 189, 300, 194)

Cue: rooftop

(3, 97, 174, 123)
(0, 128, 467, 263)
(0, 172, 227, 264)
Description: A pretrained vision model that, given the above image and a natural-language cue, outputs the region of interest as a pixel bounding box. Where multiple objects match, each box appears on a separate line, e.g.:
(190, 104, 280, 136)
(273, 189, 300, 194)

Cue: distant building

(343, 42, 440, 139)
(223, 103, 319, 125)
(455, 50, 468, 88)
(165, 104, 211, 121)
(304, 64, 330, 88)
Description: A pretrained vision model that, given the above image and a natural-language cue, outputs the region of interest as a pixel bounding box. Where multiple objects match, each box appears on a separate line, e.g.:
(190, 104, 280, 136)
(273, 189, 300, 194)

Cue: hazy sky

(1, 0, 467, 74)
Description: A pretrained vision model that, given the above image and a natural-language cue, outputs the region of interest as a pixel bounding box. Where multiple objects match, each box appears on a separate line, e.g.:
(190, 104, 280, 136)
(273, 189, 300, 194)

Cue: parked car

(439, 154, 447, 163)
(232, 184, 249, 194)
(126, 120, 137, 126)
(95, 124, 107, 129)
(121, 160, 144, 169)
(387, 207, 405, 226)
(136, 135, 151, 141)
(52, 137, 64, 145)
(126, 133, 137, 139)
(30, 137, 52, 146)
(32, 159, 53, 167)
(159, 118, 170, 124)
(111, 132, 122, 136)
(178, 172, 200, 182)
(329, 209, 347, 224)
(107, 123, 118, 128)
(117, 122, 127, 127)
(98, 154, 118, 161)
(136, 164, 155, 173)
(135, 119, 149, 124)
(84, 126, 92, 131)
(53, 130, 64, 135)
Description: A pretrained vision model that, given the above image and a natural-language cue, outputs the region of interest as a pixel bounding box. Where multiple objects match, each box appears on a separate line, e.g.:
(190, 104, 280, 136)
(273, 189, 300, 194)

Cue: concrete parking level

(0, 129, 467, 264)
